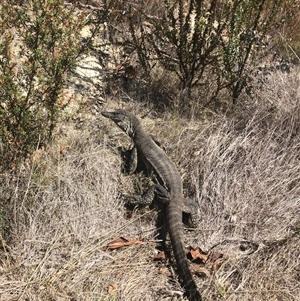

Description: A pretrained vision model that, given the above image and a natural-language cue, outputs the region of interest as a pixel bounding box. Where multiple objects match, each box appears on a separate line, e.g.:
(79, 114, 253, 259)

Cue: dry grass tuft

(0, 122, 177, 300)
(1, 68, 300, 300)
(151, 68, 300, 300)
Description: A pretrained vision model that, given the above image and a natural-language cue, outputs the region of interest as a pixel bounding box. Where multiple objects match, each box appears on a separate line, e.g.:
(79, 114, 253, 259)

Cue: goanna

(102, 109, 202, 301)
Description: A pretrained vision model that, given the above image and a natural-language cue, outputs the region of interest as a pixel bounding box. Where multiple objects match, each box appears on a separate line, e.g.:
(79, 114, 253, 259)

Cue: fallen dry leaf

(207, 250, 224, 270)
(106, 236, 145, 250)
(153, 250, 166, 262)
(187, 247, 209, 263)
(208, 250, 223, 262)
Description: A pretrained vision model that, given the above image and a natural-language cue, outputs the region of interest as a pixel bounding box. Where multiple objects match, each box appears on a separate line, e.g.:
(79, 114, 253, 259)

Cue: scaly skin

(102, 109, 202, 301)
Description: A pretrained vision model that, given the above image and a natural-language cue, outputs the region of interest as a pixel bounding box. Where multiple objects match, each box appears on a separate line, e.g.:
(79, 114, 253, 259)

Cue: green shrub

(0, 0, 86, 171)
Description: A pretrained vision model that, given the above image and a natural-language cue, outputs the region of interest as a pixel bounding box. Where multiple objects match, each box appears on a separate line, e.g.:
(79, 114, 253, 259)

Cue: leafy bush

(0, 0, 86, 171)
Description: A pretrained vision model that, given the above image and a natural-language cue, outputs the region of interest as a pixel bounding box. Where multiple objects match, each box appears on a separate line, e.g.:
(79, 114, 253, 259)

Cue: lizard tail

(167, 201, 202, 301)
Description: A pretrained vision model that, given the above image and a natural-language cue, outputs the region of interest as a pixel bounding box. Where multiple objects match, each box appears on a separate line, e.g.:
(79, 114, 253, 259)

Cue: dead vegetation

(1, 1, 300, 300)
(1, 67, 300, 300)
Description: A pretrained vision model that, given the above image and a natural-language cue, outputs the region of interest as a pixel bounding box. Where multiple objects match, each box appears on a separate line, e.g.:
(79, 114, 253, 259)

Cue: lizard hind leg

(122, 183, 170, 207)
(154, 184, 170, 204)
(182, 197, 199, 228)
(122, 184, 157, 207)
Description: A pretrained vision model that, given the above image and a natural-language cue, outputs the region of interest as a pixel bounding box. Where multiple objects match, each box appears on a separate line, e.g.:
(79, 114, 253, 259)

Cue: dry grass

(155, 68, 300, 300)
(1, 67, 300, 300)
(0, 119, 186, 301)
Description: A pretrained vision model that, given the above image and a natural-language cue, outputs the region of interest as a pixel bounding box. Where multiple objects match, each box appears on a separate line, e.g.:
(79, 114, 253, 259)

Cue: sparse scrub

(100, 0, 286, 114)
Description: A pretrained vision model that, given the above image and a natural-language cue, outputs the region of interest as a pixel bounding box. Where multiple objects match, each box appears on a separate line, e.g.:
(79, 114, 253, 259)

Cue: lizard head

(101, 109, 138, 138)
